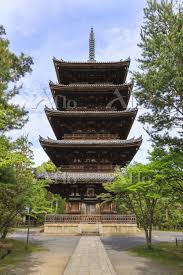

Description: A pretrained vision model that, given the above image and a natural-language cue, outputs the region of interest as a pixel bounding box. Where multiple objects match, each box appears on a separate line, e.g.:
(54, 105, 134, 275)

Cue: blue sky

(0, 0, 151, 166)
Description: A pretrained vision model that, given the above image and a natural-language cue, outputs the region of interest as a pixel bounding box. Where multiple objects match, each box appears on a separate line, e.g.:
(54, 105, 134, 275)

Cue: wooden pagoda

(39, 28, 142, 216)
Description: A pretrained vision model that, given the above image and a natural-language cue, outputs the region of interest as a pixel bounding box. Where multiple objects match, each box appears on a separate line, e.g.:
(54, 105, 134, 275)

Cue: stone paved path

(63, 236, 116, 275)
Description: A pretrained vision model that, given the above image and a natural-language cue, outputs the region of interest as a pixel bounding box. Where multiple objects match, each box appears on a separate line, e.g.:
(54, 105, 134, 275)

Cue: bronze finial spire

(89, 27, 96, 62)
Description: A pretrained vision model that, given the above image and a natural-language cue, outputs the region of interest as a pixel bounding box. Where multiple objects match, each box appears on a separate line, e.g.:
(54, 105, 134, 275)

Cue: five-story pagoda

(39, 28, 142, 215)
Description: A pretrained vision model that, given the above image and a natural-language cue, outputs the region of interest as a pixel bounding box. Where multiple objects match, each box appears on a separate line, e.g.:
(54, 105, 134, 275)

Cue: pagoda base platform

(44, 223, 138, 235)
(44, 214, 139, 235)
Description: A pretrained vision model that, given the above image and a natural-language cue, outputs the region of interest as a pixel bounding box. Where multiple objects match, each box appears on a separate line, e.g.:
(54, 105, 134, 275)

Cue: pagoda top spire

(88, 27, 96, 62)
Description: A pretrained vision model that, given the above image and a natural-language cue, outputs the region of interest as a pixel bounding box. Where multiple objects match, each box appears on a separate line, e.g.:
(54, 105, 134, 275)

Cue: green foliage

(0, 24, 33, 238)
(28, 179, 65, 223)
(0, 136, 34, 238)
(0, 136, 64, 236)
(28, 180, 54, 215)
(35, 161, 65, 217)
(153, 198, 183, 230)
(36, 160, 57, 173)
(102, 146, 183, 248)
(133, 0, 183, 146)
(149, 146, 183, 195)
(53, 195, 65, 214)
(149, 147, 183, 229)
(103, 145, 183, 248)
(0, 25, 33, 132)
(35, 161, 65, 219)
(0, 25, 64, 236)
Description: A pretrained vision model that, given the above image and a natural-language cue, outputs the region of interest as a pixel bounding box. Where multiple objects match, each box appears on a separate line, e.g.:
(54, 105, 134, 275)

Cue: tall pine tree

(133, 0, 183, 147)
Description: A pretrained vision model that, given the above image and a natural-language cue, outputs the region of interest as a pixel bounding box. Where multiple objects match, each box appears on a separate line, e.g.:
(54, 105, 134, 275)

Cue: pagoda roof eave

(53, 57, 131, 67)
(49, 81, 133, 94)
(45, 106, 138, 118)
(39, 136, 142, 148)
(37, 172, 115, 184)
(53, 57, 131, 85)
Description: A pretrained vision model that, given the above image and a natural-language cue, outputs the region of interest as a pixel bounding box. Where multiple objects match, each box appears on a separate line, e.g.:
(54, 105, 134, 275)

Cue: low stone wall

(100, 223, 138, 235)
(44, 223, 79, 235)
(44, 223, 138, 235)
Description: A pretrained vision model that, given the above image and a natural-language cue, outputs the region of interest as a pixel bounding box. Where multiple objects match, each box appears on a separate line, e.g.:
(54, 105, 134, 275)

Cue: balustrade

(45, 214, 136, 224)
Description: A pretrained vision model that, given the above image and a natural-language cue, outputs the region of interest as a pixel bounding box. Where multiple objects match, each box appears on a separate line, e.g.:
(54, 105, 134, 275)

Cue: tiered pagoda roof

(40, 54, 141, 173)
(38, 28, 142, 211)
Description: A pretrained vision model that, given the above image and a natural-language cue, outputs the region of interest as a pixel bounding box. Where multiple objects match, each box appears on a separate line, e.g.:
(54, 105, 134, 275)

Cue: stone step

(81, 231, 100, 236)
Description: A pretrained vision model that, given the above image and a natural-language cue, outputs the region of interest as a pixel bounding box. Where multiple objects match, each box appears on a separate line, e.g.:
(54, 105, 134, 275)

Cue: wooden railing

(45, 214, 136, 224)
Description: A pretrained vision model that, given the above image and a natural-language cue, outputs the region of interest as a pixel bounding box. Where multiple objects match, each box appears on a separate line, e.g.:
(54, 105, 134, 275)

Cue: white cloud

(0, 0, 146, 38)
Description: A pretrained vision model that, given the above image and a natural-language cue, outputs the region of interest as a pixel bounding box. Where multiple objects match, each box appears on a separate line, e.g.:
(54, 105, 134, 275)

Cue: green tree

(0, 23, 33, 209)
(0, 136, 33, 238)
(36, 161, 65, 216)
(0, 25, 33, 132)
(153, 198, 183, 230)
(133, 0, 183, 146)
(36, 160, 57, 173)
(27, 179, 56, 224)
(0, 25, 64, 236)
(103, 161, 171, 249)
(0, 137, 63, 237)
(0, 24, 34, 237)
(149, 146, 183, 196)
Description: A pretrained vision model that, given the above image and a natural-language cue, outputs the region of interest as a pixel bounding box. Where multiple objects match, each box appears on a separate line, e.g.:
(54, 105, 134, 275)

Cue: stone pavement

(63, 236, 116, 275)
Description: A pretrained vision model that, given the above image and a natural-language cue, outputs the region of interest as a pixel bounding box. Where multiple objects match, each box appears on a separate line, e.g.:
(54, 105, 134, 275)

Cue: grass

(0, 239, 46, 272)
(129, 242, 183, 271)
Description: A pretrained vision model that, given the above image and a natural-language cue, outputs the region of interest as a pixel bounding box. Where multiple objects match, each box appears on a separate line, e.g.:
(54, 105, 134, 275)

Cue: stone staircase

(80, 223, 100, 235)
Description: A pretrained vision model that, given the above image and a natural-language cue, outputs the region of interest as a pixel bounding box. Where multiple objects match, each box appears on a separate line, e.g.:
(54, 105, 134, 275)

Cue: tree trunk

(1, 226, 9, 239)
(144, 228, 152, 249)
